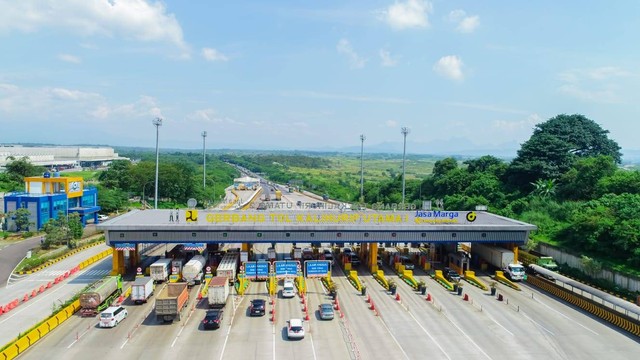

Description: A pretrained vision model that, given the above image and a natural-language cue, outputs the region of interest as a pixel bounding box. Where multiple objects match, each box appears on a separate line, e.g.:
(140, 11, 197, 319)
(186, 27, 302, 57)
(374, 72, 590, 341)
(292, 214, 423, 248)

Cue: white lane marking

(6, 256, 27, 288)
(406, 311, 453, 360)
(272, 320, 276, 360)
(67, 322, 96, 348)
(481, 310, 515, 337)
(441, 312, 493, 360)
(219, 294, 241, 360)
(375, 315, 410, 360)
(521, 312, 555, 335)
(309, 329, 318, 360)
(531, 295, 599, 335)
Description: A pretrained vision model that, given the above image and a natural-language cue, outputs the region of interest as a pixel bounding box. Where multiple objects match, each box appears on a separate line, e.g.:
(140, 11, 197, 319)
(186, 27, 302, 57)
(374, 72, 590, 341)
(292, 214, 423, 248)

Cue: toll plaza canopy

(97, 209, 537, 246)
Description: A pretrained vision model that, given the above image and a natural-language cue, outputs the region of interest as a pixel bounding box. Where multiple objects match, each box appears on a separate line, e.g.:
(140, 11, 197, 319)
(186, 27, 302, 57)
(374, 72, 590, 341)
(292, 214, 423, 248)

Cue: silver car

(318, 303, 334, 320)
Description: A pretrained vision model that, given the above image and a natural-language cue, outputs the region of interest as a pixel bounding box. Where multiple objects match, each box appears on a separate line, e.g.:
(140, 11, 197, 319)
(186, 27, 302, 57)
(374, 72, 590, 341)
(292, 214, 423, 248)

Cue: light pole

(202, 131, 207, 189)
(401, 126, 410, 208)
(359, 134, 366, 203)
(142, 181, 153, 208)
(152, 117, 162, 209)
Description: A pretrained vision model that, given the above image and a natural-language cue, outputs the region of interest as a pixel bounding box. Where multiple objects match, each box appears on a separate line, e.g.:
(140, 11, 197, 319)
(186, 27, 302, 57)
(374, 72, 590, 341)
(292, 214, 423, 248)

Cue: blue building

(3, 172, 101, 231)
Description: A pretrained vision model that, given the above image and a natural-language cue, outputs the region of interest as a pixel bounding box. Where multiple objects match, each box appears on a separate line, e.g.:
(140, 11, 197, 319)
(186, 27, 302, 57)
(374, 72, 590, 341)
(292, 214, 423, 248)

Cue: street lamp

(359, 134, 366, 203)
(401, 126, 410, 208)
(202, 131, 207, 189)
(142, 181, 154, 208)
(152, 117, 162, 209)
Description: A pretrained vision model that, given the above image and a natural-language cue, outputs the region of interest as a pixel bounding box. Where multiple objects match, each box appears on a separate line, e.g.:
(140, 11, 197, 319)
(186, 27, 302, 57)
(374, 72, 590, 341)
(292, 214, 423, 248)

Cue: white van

(282, 279, 296, 298)
(99, 306, 128, 328)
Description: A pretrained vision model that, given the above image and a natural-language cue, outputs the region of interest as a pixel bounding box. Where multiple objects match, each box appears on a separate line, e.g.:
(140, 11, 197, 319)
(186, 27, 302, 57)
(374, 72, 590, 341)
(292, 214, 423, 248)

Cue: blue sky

(0, 0, 638, 156)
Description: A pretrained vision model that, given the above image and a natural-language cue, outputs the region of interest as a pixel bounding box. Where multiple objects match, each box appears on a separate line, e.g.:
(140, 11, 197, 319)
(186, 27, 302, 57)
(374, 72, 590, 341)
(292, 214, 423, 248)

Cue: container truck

(182, 255, 206, 286)
(208, 276, 230, 308)
(79, 276, 123, 316)
(131, 277, 155, 304)
(150, 258, 172, 283)
(155, 282, 189, 323)
(472, 243, 526, 281)
(216, 252, 239, 284)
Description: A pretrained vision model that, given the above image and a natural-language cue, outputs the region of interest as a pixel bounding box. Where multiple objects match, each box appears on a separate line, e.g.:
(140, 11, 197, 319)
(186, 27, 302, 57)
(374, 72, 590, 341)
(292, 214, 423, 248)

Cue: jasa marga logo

(414, 210, 459, 219)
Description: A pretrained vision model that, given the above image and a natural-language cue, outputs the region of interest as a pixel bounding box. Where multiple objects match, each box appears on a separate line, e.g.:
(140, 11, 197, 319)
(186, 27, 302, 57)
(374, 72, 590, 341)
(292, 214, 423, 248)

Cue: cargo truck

(519, 249, 559, 271)
(155, 282, 189, 323)
(79, 276, 123, 316)
(216, 252, 239, 284)
(131, 277, 155, 304)
(208, 276, 230, 308)
(182, 255, 206, 286)
(150, 258, 172, 283)
(472, 243, 526, 281)
(274, 190, 282, 201)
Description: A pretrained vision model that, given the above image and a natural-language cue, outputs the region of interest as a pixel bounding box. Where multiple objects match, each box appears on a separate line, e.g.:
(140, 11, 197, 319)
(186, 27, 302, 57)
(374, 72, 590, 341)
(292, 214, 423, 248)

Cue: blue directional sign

(256, 261, 269, 279)
(275, 260, 300, 278)
(305, 260, 330, 278)
(244, 262, 257, 279)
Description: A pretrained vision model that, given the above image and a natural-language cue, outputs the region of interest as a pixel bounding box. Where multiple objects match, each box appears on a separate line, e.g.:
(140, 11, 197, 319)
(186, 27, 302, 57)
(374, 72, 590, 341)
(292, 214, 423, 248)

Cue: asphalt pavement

(0, 236, 42, 287)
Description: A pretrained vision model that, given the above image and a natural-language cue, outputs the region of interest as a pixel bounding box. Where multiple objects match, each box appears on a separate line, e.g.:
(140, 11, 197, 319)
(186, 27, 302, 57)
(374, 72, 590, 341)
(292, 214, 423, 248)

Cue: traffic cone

(0, 306, 4, 315)
(39, 285, 45, 293)
(370, 301, 375, 311)
(302, 305, 307, 312)
(426, 293, 432, 302)
(366, 294, 371, 303)
(46, 282, 52, 289)
(54, 277, 59, 284)
(463, 294, 469, 301)
(23, 294, 29, 302)
(304, 312, 310, 321)
(395, 293, 400, 301)
(31, 289, 37, 298)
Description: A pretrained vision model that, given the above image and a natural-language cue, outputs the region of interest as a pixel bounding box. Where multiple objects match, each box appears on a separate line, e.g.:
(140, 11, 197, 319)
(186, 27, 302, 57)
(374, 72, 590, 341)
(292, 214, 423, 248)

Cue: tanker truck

(79, 276, 123, 316)
(182, 255, 206, 286)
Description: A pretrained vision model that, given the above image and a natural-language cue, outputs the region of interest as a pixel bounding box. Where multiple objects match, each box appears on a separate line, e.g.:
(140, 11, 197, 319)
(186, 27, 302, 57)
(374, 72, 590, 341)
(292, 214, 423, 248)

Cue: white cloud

(90, 95, 162, 119)
(380, 0, 432, 30)
(0, 0, 188, 51)
(447, 9, 480, 33)
(202, 48, 228, 62)
(336, 39, 367, 69)
(280, 90, 411, 104)
(58, 53, 82, 64)
(379, 49, 398, 67)
(186, 108, 241, 125)
(558, 66, 632, 103)
(492, 114, 541, 132)
(386, 120, 398, 127)
(445, 102, 527, 115)
(433, 55, 464, 81)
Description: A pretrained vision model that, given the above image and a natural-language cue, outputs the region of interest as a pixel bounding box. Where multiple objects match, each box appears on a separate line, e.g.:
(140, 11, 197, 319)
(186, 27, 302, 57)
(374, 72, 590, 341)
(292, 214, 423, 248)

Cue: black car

(250, 299, 266, 316)
(202, 309, 223, 329)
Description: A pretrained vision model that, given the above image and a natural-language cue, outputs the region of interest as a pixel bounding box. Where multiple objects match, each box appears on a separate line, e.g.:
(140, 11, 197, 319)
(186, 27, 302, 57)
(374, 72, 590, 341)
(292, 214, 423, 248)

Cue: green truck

(519, 249, 558, 271)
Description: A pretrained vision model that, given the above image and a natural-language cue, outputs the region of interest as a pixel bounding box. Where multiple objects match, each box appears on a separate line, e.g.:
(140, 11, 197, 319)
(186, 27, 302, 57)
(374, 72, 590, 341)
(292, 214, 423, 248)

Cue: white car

(287, 318, 305, 339)
(282, 279, 296, 298)
(98, 214, 109, 221)
(99, 306, 127, 328)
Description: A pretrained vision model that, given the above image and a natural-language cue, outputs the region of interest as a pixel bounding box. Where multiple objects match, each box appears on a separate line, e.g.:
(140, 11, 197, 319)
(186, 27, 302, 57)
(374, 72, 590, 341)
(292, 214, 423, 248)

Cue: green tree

(506, 114, 621, 192)
(68, 213, 84, 240)
(557, 156, 617, 200)
(432, 157, 458, 177)
(596, 169, 640, 196)
(97, 160, 132, 190)
(12, 208, 33, 231)
(4, 156, 45, 183)
(530, 178, 557, 198)
(42, 211, 72, 247)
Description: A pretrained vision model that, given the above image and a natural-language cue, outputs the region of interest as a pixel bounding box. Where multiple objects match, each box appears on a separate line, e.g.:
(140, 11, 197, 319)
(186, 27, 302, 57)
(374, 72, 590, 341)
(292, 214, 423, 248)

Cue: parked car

(250, 299, 266, 316)
(202, 309, 223, 329)
(99, 306, 127, 328)
(98, 214, 109, 221)
(342, 247, 353, 256)
(287, 318, 305, 339)
(318, 303, 334, 320)
(323, 249, 334, 264)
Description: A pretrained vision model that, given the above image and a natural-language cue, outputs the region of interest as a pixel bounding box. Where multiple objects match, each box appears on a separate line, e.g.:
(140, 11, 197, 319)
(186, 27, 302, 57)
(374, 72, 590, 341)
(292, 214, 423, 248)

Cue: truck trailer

(79, 276, 123, 316)
(472, 243, 526, 281)
(216, 252, 239, 284)
(155, 282, 189, 323)
(150, 258, 172, 283)
(131, 277, 155, 304)
(182, 255, 206, 286)
(208, 276, 230, 308)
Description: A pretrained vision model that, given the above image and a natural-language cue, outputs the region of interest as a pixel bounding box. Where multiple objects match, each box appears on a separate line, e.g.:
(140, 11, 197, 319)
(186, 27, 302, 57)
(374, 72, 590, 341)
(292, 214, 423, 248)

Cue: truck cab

(504, 263, 526, 281)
